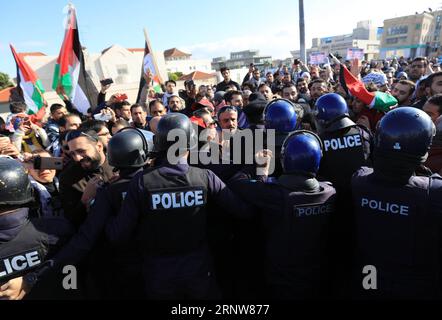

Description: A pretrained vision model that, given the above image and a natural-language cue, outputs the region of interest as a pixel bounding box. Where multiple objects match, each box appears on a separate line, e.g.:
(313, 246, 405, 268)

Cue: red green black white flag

(52, 4, 97, 114)
(10, 44, 46, 115)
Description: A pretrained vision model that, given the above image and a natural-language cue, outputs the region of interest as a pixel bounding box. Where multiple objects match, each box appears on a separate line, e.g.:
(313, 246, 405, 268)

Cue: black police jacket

(352, 167, 442, 299)
(106, 163, 253, 254)
(229, 175, 337, 291)
(319, 125, 372, 190)
(0, 221, 48, 284)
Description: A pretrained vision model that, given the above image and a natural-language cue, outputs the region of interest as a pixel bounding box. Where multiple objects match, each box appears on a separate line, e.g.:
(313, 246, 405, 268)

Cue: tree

(168, 72, 184, 82)
(0, 72, 14, 90)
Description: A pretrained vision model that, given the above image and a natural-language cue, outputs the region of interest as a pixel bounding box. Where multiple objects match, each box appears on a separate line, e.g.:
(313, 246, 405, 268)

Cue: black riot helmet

(0, 157, 33, 207)
(154, 113, 197, 153)
(108, 128, 154, 169)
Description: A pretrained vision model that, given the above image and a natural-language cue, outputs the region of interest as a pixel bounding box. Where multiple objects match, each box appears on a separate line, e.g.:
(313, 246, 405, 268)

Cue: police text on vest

(361, 198, 409, 216)
(151, 190, 205, 210)
(324, 135, 362, 152)
(295, 203, 333, 218)
(0, 251, 41, 279)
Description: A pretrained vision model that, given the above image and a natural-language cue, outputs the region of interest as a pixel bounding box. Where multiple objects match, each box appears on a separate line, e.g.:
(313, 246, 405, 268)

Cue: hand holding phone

(100, 78, 114, 86)
(33, 156, 64, 171)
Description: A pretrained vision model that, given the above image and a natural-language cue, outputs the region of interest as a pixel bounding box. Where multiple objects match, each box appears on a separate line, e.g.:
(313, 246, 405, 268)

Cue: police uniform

(0, 158, 74, 300)
(352, 167, 442, 299)
(0, 209, 49, 286)
(351, 107, 442, 299)
(52, 170, 144, 299)
(318, 125, 372, 189)
(315, 93, 374, 297)
(52, 128, 154, 299)
(0, 209, 74, 299)
(229, 175, 336, 299)
(105, 161, 253, 300)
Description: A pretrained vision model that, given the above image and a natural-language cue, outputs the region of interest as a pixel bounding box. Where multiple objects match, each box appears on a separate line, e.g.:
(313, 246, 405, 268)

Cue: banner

(346, 48, 364, 60)
(309, 52, 327, 65)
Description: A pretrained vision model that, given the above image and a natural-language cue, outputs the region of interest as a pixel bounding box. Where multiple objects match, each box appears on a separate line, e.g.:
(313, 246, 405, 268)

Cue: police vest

(319, 126, 372, 190)
(0, 221, 49, 283)
(140, 166, 209, 255)
(106, 178, 133, 216)
(352, 167, 442, 298)
(107, 176, 143, 264)
(264, 181, 336, 286)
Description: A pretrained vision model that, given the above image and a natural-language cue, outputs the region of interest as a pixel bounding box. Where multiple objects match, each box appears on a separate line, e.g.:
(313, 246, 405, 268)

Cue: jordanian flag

(52, 5, 97, 114)
(10, 44, 46, 115)
(339, 64, 398, 112)
(136, 29, 163, 102)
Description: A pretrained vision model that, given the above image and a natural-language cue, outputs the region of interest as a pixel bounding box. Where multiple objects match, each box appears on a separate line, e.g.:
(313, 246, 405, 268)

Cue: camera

(100, 78, 114, 86)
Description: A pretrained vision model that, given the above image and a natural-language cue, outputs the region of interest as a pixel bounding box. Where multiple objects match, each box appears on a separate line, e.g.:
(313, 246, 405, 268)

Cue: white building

(19, 46, 216, 107)
(292, 21, 381, 62)
(21, 45, 168, 106)
(163, 48, 213, 74)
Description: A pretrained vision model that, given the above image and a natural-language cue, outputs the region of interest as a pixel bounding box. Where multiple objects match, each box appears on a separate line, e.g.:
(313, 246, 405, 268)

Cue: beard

(80, 148, 102, 171)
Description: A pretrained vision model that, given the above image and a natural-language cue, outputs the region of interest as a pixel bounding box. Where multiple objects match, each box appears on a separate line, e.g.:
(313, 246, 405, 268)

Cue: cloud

(181, 26, 299, 61)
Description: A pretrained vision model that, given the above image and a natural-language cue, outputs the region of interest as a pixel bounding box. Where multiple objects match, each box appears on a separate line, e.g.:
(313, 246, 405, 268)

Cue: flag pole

(143, 28, 164, 84)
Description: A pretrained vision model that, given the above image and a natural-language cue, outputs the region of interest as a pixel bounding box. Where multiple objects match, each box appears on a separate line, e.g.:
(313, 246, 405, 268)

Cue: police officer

(229, 131, 336, 299)
(105, 113, 253, 300)
(315, 93, 373, 296)
(31, 128, 154, 299)
(0, 157, 73, 300)
(316, 93, 373, 188)
(264, 99, 298, 177)
(352, 107, 442, 299)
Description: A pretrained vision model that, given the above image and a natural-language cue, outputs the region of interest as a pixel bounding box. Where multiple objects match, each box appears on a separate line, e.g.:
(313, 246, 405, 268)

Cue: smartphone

(94, 113, 113, 122)
(100, 78, 114, 86)
(33, 156, 64, 171)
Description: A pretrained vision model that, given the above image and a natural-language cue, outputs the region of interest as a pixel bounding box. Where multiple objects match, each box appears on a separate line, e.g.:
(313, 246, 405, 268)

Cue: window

(387, 26, 408, 35)
(116, 65, 128, 75)
(416, 23, 421, 30)
(385, 36, 407, 44)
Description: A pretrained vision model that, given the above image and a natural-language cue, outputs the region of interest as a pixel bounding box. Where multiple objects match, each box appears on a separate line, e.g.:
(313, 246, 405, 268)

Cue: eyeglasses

(65, 130, 99, 143)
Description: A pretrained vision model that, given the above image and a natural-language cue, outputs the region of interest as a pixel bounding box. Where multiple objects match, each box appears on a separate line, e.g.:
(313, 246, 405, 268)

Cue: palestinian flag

(339, 64, 397, 113)
(52, 5, 97, 114)
(10, 44, 45, 115)
(136, 30, 163, 103)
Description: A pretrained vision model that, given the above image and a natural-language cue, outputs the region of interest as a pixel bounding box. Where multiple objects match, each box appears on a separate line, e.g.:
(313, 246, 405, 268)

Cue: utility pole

(299, 0, 307, 64)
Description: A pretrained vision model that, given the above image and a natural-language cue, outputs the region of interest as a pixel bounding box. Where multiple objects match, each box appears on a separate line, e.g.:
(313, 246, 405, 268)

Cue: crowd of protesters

(0, 52, 442, 301)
